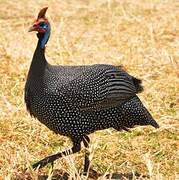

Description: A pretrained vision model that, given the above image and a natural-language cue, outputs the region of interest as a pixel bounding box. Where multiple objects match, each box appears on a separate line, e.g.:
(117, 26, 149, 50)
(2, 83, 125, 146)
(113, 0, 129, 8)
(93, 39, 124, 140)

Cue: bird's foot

(82, 168, 101, 179)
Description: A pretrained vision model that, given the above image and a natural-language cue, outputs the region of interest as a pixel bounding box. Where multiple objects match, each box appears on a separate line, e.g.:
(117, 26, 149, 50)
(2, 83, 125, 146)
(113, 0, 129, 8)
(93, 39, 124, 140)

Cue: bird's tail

(133, 77, 144, 93)
(120, 96, 159, 129)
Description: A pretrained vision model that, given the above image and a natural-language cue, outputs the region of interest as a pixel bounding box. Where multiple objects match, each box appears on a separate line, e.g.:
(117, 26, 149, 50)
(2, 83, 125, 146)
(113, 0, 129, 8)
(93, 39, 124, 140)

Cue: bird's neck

(38, 29, 50, 49)
(28, 32, 50, 78)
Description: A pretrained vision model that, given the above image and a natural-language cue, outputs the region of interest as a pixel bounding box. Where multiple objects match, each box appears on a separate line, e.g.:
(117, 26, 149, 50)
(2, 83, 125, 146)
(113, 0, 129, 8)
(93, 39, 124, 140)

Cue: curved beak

(28, 25, 37, 32)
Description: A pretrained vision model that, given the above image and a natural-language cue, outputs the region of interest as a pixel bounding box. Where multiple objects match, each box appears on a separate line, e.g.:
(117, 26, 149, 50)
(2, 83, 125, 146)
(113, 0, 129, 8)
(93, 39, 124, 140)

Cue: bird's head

(29, 7, 51, 48)
(28, 7, 50, 34)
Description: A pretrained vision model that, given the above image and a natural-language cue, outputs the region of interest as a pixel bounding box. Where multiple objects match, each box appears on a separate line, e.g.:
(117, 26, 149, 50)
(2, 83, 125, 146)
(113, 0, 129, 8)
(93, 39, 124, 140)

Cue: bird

(25, 7, 159, 173)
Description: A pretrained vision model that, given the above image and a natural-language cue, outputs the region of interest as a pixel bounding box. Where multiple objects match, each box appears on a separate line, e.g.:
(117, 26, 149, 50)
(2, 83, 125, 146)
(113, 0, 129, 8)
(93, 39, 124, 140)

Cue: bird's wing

(58, 65, 143, 111)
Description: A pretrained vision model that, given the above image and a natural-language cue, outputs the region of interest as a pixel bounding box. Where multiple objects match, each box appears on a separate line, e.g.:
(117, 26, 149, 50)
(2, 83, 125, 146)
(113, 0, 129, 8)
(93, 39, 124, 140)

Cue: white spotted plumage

(25, 7, 159, 170)
(25, 63, 158, 138)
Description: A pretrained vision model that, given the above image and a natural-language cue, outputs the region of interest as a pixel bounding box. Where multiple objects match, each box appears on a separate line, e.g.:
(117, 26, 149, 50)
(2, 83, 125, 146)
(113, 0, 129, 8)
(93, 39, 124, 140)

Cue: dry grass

(0, 0, 179, 179)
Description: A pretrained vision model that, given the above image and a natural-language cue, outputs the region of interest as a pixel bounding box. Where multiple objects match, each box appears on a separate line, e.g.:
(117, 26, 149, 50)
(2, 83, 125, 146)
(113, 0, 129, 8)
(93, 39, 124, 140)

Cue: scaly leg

(32, 139, 81, 169)
(83, 135, 90, 174)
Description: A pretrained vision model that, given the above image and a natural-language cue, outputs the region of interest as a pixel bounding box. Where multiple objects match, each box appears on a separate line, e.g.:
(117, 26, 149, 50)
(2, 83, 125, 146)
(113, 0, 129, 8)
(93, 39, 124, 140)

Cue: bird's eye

(39, 22, 46, 27)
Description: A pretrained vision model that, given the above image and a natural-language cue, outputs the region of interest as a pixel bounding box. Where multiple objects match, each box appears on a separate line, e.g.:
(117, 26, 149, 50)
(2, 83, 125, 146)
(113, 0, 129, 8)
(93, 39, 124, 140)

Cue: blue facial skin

(39, 22, 51, 49)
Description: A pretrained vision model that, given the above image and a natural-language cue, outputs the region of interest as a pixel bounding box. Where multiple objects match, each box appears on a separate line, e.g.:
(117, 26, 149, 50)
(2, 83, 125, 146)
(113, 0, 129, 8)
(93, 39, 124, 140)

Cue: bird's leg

(82, 135, 90, 174)
(50, 161, 54, 169)
(32, 139, 81, 169)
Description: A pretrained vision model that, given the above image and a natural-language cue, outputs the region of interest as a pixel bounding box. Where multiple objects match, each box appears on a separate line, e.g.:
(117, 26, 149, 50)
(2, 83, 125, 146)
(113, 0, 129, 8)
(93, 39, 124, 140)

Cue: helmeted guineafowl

(25, 7, 159, 173)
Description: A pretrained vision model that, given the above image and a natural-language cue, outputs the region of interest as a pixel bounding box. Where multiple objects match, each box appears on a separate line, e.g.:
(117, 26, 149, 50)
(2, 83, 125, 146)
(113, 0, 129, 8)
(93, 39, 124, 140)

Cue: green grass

(0, 0, 179, 179)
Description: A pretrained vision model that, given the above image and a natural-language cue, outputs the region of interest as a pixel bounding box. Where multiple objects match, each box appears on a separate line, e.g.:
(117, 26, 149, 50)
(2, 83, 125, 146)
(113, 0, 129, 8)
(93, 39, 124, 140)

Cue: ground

(0, 0, 178, 179)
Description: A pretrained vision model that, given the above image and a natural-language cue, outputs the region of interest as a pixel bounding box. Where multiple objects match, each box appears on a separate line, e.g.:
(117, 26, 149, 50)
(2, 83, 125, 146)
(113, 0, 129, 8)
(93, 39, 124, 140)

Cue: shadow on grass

(14, 169, 149, 180)
(105, 172, 149, 179)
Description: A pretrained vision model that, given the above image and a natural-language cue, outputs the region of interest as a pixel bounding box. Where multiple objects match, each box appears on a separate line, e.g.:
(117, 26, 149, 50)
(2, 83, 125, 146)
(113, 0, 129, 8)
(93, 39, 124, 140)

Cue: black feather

(25, 8, 159, 171)
(133, 77, 143, 93)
